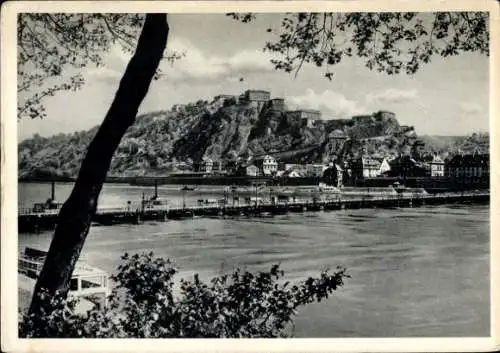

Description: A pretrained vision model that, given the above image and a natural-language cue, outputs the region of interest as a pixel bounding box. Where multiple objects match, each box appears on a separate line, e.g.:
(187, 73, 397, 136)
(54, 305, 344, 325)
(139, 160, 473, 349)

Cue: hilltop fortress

(213, 89, 323, 128)
(18, 88, 427, 179)
(212, 89, 401, 133)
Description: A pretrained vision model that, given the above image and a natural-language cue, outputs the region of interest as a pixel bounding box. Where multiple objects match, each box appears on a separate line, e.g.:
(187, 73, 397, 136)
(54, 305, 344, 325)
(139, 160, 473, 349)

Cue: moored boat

(18, 247, 110, 312)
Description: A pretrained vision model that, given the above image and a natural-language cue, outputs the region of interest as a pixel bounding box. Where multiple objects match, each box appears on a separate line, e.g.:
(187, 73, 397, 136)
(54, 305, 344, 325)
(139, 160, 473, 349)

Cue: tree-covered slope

(19, 97, 487, 179)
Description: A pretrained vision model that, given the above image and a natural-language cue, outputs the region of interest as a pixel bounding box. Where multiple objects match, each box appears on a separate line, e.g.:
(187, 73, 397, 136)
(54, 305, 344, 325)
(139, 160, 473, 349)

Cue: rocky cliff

(18, 97, 481, 179)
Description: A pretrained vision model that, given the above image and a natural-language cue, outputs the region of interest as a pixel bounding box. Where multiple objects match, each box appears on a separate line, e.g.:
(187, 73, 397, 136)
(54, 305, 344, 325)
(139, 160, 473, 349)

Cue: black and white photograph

(1, 0, 498, 351)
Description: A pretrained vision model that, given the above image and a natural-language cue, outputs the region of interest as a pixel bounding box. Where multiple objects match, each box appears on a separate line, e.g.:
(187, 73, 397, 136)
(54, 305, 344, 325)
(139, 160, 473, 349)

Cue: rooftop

(328, 129, 347, 138)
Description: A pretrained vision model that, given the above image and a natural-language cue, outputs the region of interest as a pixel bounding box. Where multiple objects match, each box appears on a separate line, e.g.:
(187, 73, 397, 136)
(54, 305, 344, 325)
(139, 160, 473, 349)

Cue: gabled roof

(431, 155, 444, 164)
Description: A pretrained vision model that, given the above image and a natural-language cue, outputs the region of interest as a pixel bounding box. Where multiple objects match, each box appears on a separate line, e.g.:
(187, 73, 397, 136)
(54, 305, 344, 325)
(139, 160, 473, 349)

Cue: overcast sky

(18, 13, 490, 141)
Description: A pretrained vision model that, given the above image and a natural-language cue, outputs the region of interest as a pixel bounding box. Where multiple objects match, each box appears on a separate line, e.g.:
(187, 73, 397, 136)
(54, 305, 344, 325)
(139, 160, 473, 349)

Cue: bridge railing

(18, 208, 60, 216)
(18, 191, 489, 217)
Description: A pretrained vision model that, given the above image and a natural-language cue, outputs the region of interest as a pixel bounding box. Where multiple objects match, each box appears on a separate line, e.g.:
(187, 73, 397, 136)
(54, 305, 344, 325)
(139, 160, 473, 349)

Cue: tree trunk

(28, 14, 169, 318)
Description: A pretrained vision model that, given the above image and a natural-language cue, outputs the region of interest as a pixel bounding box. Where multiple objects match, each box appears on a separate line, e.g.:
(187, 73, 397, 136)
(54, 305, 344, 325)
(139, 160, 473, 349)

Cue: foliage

(17, 99, 417, 178)
(18, 13, 183, 120)
(20, 252, 349, 338)
(19, 96, 489, 179)
(228, 12, 489, 79)
(19, 12, 489, 120)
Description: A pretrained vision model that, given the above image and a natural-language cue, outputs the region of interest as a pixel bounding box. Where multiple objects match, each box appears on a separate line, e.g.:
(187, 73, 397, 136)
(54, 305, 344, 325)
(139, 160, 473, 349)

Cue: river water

(18, 182, 490, 337)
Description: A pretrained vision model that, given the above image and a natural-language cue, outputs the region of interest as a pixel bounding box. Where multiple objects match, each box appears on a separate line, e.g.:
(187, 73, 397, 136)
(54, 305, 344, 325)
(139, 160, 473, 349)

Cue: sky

(17, 13, 490, 141)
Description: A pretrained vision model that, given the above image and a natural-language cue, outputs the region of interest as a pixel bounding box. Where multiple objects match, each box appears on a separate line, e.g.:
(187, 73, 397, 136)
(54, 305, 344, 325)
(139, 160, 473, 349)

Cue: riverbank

(19, 173, 490, 193)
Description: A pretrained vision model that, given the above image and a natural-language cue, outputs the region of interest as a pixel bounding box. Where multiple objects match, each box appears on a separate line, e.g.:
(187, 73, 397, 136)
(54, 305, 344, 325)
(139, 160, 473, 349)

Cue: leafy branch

(228, 12, 489, 79)
(17, 13, 184, 120)
(20, 252, 350, 338)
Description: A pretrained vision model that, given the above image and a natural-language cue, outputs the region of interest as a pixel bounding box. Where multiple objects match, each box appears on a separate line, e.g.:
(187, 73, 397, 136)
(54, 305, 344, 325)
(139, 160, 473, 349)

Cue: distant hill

(419, 134, 489, 155)
(18, 96, 488, 179)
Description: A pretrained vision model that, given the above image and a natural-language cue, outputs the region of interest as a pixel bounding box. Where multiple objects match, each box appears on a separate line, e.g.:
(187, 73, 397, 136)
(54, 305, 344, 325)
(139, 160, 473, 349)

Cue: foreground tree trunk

(28, 14, 169, 318)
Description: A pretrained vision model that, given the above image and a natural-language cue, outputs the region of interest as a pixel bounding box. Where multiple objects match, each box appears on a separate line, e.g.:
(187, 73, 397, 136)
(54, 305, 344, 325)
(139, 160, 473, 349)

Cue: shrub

(20, 252, 349, 338)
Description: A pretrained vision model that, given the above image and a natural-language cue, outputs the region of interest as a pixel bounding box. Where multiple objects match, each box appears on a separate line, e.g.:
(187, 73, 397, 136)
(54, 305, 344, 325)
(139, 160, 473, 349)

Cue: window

(70, 278, 78, 291)
(81, 276, 103, 289)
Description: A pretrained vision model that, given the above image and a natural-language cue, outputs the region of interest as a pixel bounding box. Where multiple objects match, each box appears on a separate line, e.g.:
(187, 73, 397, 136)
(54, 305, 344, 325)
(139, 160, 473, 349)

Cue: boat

(18, 247, 110, 311)
(142, 197, 169, 211)
(180, 185, 196, 191)
(31, 198, 63, 213)
(198, 198, 219, 206)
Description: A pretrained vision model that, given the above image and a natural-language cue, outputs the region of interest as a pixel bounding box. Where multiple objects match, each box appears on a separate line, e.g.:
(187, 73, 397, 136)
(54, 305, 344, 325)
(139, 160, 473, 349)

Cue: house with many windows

(199, 158, 214, 174)
(240, 89, 271, 103)
(254, 155, 278, 176)
(428, 154, 445, 177)
(351, 156, 383, 179)
(445, 153, 489, 182)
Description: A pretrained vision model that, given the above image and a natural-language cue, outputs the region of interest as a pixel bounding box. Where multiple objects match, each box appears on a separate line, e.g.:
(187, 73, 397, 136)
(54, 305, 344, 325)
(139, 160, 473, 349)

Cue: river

(18, 182, 490, 337)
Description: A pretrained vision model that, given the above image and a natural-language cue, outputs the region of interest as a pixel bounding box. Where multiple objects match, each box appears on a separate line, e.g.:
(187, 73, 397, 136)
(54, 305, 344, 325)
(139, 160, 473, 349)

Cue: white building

(246, 164, 260, 177)
(261, 155, 278, 176)
(200, 158, 214, 173)
(378, 158, 391, 175)
(429, 154, 445, 177)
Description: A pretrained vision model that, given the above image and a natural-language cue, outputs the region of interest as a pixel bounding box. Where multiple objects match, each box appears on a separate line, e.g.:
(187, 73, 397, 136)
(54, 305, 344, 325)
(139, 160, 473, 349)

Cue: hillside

(419, 134, 489, 155)
(18, 96, 488, 179)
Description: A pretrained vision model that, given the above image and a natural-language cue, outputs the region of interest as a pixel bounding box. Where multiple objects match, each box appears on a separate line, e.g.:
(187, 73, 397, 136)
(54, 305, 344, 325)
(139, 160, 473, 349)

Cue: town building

(445, 153, 489, 182)
(269, 98, 285, 112)
(277, 161, 288, 171)
(200, 158, 214, 174)
(245, 164, 260, 177)
(283, 164, 302, 171)
(306, 164, 327, 178)
(428, 154, 445, 177)
(351, 156, 383, 179)
(211, 160, 226, 173)
(241, 90, 271, 103)
(373, 110, 396, 121)
(174, 161, 192, 172)
(377, 157, 391, 175)
(254, 155, 278, 176)
(352, 114, 373, 124)
(286, 109, 322, 123)
(386, 155, 428, 178)
(352, 110, 396, 124)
